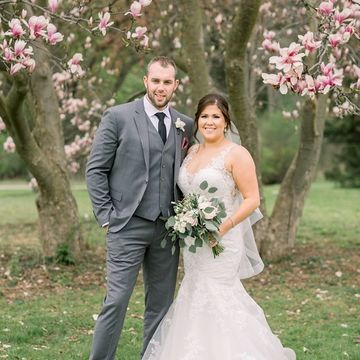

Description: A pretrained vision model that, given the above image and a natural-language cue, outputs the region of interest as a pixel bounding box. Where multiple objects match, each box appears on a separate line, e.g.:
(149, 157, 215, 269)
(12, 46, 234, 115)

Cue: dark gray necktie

(155, 112, 167, 144)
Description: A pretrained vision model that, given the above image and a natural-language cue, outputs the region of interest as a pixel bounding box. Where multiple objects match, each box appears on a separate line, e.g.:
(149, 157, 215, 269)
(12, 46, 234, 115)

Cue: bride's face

(198, 104, 226, 142)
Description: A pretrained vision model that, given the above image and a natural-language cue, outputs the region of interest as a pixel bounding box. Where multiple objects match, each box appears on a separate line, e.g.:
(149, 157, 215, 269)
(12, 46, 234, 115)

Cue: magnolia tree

(0, 0, 151, 261)
(256, 0, 359, 258)
(261, 0, 360, 116)
(142, 0, 359, 259)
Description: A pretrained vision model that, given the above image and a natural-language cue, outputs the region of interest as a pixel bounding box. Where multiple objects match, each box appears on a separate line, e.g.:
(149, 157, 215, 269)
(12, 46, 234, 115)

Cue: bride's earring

(224, 127, 228, 133)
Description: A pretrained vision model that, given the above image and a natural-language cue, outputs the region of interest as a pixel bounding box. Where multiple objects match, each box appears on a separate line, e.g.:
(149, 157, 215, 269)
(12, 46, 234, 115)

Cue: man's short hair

(146, 56, 177, 76)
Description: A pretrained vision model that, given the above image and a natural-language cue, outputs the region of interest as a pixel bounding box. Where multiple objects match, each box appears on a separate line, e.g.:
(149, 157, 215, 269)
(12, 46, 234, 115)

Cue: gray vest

(134, 118, 176, 221)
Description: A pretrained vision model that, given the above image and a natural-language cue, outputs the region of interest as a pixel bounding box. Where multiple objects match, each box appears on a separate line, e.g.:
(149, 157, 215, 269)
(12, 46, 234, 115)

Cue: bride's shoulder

(187, 143, 201, 155)
(227, 144, 255, 166)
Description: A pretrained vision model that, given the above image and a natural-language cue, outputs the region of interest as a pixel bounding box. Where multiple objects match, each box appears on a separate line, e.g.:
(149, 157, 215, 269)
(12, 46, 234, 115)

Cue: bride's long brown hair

(194, 93, 233, 143)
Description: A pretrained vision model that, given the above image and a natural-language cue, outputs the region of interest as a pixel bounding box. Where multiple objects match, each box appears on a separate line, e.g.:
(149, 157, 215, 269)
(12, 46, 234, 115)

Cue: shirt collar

(143, 95, 171, 119)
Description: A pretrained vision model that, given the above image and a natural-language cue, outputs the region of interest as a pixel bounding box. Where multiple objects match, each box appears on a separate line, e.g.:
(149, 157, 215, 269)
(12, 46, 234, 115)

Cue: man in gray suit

(86, 56, 193, 360)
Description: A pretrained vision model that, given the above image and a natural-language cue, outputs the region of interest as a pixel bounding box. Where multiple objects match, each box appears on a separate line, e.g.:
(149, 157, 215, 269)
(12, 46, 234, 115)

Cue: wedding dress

(142, 145, 296, 360)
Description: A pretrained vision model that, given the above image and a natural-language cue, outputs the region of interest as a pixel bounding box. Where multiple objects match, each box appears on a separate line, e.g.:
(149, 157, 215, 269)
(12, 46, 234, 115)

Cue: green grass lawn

(0, 181, 359, 359)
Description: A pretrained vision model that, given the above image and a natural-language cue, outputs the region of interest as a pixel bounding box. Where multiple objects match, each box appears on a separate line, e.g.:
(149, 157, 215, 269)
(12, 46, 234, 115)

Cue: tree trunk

(0, 42, 83, 261)
(224, 0, 268, 246)
(180, 0, 211, 113)
(260, 95, 328, 258)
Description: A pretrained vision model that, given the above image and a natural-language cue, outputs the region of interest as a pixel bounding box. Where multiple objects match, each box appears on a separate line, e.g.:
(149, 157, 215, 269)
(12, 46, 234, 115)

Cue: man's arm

(86, 108, 119, 227)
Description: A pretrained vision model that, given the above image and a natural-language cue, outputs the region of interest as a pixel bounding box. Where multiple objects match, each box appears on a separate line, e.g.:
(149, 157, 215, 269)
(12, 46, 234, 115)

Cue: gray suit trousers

(89, 216, 179, 360)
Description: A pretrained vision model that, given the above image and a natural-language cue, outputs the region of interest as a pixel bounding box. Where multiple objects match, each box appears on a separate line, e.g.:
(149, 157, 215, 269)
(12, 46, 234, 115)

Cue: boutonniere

(175, 118, 186, 132)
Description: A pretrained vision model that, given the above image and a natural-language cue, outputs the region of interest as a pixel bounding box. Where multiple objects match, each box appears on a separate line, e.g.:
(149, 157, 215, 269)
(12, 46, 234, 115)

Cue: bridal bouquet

(161, 181, 227, 258)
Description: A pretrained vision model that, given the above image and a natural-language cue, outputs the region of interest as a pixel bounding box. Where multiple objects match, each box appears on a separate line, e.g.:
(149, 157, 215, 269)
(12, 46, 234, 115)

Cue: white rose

(175, 118, 185, 132)
(198, 201, 213, 210)
(202, 206, 218, 220)
(183, 210, 198, 226)
(174, 218, 187, 233)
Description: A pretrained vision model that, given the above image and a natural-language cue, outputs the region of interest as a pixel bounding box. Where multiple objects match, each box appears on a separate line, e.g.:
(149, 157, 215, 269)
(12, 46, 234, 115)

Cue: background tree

(0, 0, 151, 261)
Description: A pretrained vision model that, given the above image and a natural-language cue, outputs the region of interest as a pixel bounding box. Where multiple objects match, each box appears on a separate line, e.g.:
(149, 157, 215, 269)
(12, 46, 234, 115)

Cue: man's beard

(147, 91, 171, 109)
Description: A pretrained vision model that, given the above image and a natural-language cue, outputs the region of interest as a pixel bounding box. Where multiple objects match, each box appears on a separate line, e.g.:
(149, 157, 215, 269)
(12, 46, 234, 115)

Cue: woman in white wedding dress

(142, 94, 296, 360)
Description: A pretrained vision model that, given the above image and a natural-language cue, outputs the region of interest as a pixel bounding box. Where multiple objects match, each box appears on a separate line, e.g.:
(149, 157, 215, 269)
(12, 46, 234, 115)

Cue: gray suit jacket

(86, 98, 194, 231)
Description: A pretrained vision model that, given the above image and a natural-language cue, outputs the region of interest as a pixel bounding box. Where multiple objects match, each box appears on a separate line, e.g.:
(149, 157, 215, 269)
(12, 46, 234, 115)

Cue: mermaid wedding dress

(142, 145, 296, 360)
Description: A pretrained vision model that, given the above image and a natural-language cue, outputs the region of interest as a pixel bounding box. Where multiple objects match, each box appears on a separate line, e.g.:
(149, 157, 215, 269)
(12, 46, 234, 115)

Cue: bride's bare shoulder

(228, 144, 255, 166)
(187, 143, 201, 155)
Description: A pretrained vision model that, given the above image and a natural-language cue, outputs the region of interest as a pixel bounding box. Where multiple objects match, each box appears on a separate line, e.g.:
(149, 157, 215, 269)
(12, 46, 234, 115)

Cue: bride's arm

(218, 145, 260, 236)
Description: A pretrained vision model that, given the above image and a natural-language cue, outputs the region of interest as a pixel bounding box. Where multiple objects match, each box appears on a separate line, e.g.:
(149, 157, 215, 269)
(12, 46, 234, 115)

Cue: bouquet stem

(212, 243, 225, 258)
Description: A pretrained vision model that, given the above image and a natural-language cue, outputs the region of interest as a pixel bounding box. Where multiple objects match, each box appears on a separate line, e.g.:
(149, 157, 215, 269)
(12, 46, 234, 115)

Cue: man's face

(143, 62, 179, 110)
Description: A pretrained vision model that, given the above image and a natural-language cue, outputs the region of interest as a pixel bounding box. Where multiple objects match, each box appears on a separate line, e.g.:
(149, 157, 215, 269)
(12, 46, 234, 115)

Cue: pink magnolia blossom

(269, 42, 305, 73)
(0, 117, 5, 132)
(317, 64, 343, 93)
(68, 53, 84, 75)
(132, 26, 147, 39)
(328, 33, 342, 48)
(262, 72, 289, 94)
(10, 62, 26, 75)
(23, 58, 36, 72)
(46, 24, 64, 45)
(333, 101, 353, 117)
(27, 16, 48, 39)
(263, 30, 276, 40)
(259, 2, 271, 14)
(351, 65, 360, 89)
(3, 136, 16, 153)
(334, 8, 352, 27)
(140, 35, 149, 47)
(127, 1, 142, 17)
(261, 39, 279, 52)
(262, 30, 279, 52)
(95, 12, 114, 36)
(215, 14, 223, 25)
(28, 177, 38, 191)
(301, 75, 319, 98)
(68, 161, 80, 173)
(298, 32, 322, 55)
(78, 120, 91, 132)
(5, 19, 25, 38)
(3, 47, 14, 62)
(139, 0, 152, 6)
(318, 1, 334, 16)
(48, 0, 60, 13)
(338, 24, 355, 44)
(14, 40, 27, 57)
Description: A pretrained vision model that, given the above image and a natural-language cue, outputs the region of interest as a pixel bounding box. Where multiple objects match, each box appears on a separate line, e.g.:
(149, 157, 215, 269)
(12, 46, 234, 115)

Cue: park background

(0, 0, 359, 359)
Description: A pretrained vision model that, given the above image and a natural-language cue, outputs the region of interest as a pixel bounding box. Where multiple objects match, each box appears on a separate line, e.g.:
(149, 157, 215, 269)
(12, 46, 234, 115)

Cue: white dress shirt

(143, 95, 172, 136)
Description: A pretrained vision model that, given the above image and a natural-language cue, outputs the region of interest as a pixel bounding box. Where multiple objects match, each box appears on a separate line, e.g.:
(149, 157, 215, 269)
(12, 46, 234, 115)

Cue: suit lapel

(133, 99, 150, 173)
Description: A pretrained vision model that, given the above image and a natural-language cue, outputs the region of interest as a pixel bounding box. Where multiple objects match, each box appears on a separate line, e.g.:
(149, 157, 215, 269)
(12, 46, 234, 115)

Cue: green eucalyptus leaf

(205, 221, 218, 231)
(208, 187, 217, 193)
(195, 238, 203, 247)
(199, 181, 208, 190)
(161, 238, 167, 248)
(188, 245, 197, 253)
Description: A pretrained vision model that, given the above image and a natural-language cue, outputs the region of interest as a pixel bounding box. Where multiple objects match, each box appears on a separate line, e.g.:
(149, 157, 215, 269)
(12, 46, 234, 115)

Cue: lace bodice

(178, 143, 264, 280)
(178, 144, 239, 213)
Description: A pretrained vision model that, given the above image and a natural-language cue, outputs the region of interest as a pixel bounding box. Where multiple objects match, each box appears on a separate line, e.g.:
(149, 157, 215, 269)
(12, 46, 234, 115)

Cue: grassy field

(0, 181, 359, 359)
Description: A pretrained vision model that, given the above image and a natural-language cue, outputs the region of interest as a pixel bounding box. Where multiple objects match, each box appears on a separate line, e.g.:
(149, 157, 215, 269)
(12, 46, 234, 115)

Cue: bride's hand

(208, 233, 218, 248)
(219, 217, 235, 237)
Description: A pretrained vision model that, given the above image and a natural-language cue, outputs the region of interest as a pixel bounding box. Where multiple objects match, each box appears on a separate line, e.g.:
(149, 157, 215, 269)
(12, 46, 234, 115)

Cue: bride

(142, 93, 296, 360)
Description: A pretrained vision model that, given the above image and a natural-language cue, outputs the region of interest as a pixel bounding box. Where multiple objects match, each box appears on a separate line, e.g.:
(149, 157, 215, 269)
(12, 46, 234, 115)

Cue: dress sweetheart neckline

(184, 144, 235, 177)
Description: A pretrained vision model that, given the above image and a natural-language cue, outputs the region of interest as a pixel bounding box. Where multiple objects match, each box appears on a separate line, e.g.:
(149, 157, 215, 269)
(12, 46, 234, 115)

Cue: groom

(86, 56, 193, 359)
